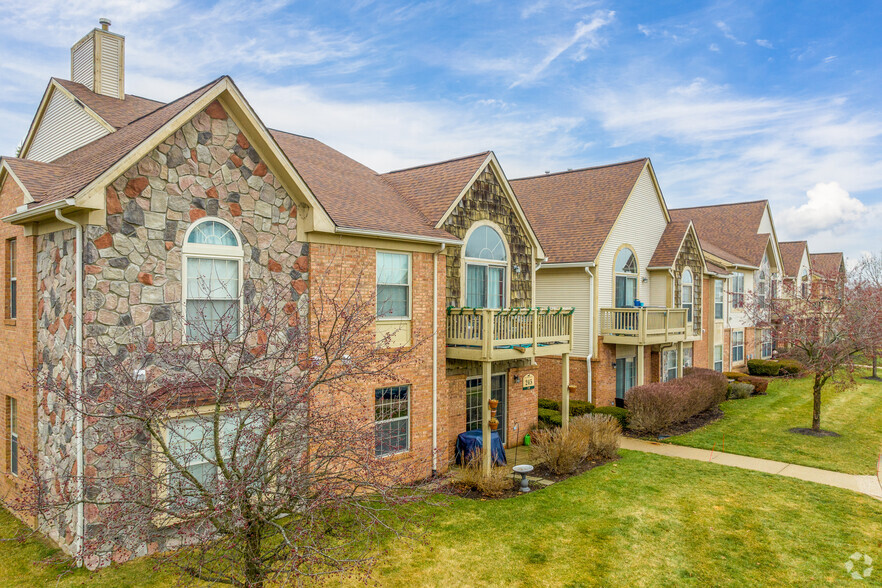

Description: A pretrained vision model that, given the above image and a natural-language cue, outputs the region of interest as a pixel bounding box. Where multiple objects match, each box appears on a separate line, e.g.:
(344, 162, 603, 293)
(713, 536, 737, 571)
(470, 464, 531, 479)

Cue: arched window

(464, 225, 507, 308)
(799, 268, 809, 298)
(614, 248, 637, 308)
(681, 268, 693, 323)
(183, 219, 244, 341)
(757, 254, 769, 307)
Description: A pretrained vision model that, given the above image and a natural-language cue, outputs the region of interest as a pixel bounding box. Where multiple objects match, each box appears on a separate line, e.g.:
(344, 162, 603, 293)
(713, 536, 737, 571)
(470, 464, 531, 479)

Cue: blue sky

(1, 0, 880, 261)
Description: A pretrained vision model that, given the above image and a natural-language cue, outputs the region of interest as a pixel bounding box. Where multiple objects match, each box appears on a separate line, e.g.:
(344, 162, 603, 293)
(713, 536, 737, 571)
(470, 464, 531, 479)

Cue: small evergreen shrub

(727, 382, 754, 399)
(593, 406, 629, 429)
(538, 398, 559, 411)
(747, 359, 781, 376)
(777, 359, 803, 375)
(538, 408, 562, 427)
(569, 400, 595, 417)
(725, 371, 770, 394)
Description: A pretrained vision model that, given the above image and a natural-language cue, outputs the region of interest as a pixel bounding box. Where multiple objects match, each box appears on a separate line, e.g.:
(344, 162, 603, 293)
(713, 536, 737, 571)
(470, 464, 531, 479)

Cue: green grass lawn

(5, 451, 880, 587)
(668, 373, 882, 475)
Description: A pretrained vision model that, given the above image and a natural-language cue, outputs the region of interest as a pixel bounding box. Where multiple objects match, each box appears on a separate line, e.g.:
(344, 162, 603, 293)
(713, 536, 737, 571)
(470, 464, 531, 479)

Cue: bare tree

(6, 268, 437, 587)
(745, 268, 870, 434)
(854, 251, 882, 380)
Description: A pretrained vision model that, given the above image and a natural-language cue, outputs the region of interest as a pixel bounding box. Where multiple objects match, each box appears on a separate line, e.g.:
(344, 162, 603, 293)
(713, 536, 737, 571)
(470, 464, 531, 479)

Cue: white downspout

(585, 266, 594, 403)
(431, 243, 445, 475)
(55, 210, 84, 566)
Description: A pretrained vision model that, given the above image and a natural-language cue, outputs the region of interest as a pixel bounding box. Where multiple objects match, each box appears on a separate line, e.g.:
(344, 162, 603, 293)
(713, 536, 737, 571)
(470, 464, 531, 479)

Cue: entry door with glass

(615, 357, 636, 408)
(466, 374, 507, 443)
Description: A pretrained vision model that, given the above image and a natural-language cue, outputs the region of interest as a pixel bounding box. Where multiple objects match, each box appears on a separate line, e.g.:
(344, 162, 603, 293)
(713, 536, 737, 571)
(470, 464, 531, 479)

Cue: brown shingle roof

(53, 78, 165, 130)
(6, 78, 222, 208)
(648, 219, 692, 268)
(511, 159, 648, 264)
(381, 153, 490, 224)
(778, 240, 809, 277)
(810, 252, 844, 279)
(669, 200, 770, 267)
(270, 130, 456, 241)
(705, 260, 730, 276)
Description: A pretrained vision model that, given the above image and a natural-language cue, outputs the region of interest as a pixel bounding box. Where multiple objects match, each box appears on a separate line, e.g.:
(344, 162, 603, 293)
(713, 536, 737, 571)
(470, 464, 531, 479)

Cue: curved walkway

(620, 437, 882, 500)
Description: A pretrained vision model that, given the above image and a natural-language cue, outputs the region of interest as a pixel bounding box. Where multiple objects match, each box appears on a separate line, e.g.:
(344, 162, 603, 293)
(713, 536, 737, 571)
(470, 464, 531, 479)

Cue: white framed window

(6, 396, 17, 476)
(464, 224, 507, 309)
(663, 349, 678, 382)
(6, 239, 16, 320)
(465, 375, 507, 443)
(182, 219, 244, 342)
(614, 248, 638, 308)
(375, 386, 410, 456)
(713, 345, 724, 373)
(800, 269, 809, 298)
(731, 272, 744, 308)
(376, 252, 410, 319)
(714, 279, 724, 320)
(165, 414, 238, 508)
(761, 329, 773, 358)
(732, 331, 744, 363)
(681, 268, 693, 323)
(757, 270, 766, 308)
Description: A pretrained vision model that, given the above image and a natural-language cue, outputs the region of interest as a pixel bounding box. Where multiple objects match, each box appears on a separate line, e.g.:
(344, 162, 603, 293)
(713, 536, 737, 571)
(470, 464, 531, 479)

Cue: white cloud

(823, 55, 838, 63)
(779, 182, 866, 233)
(715, 20, 746, 45)
(709, 43, 720, 52)
(637, 24, 652, 36)
(756, 39, 774, 49)
(510, 10, 615, 88)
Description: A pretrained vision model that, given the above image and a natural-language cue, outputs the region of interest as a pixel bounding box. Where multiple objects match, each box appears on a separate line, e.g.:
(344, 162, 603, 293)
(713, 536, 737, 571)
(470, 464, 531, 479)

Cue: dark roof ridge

(511, 157, 648, 181)
(268, 128, 315, 141)
(382, 151, 490, 175)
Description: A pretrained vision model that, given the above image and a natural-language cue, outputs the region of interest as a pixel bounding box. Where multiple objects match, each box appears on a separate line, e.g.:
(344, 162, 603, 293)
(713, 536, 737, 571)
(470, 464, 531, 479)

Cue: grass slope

(4, 451, 881, 587)
(668, 374, 882, 474)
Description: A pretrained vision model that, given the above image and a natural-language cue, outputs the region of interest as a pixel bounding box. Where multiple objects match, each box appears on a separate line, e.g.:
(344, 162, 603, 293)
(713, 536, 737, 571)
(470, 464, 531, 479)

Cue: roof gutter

(538, 261, 596, 269)
(334, 226, 463, 246)
(3, 198, 77, 224)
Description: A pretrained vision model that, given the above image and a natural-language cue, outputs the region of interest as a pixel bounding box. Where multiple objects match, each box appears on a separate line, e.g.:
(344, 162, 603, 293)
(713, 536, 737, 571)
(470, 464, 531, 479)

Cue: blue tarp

(455, 430, 507, 466)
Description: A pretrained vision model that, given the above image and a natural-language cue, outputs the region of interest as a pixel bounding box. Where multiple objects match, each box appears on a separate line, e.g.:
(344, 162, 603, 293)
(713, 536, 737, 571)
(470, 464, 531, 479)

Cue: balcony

(599, 307, 692, 345)
(446, 307, 574, 362)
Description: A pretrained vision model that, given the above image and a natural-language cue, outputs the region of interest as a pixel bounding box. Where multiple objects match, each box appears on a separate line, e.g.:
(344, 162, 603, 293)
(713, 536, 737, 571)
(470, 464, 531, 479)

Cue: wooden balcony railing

(598, 307, 691, 345)
(446, 307, 574, 362)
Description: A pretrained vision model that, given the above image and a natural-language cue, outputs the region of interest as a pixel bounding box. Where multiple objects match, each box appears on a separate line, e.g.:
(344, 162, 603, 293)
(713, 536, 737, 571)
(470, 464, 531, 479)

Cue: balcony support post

(677, 341, 684, 378)
(636, 346, 645, 386)
(561, 352, 570, 433)
(482, 359, 492, 477)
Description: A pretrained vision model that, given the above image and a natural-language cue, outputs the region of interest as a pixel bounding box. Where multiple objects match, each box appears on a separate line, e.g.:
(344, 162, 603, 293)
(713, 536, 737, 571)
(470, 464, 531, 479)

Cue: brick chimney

(70, 18, 125, 99)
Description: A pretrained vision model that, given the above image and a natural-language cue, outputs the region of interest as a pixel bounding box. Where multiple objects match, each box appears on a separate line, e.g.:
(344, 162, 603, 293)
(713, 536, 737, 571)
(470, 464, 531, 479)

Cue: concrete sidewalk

(620, 437, 882, 500)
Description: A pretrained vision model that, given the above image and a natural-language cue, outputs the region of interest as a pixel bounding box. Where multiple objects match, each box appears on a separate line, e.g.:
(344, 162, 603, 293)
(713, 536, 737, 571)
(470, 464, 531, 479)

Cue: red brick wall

(535, 356, 589, 402)
(506, 364, 538, 445)
(0, 177, 37, 524)
(592, 341, 617, 407)
(310, 242, 446, 479)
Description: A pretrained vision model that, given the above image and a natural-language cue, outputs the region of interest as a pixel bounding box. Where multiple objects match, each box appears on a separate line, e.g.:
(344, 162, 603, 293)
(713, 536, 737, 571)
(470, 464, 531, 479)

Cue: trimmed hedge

(538, 408, 562, 427)
(537, 399, 595, 417)
(777, 359, 803, 375)
(747, 359, 780, 376)
(625, 368, 728, 434)
(725, 371, 769, 394)
(593, 406, 629, 429)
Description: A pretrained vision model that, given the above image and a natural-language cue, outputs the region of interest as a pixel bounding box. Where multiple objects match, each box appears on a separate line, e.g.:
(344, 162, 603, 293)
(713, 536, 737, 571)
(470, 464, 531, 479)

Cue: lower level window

(761, 329, 773, 358)
(663, 349, 678, 382)
(166, 415, 236, 509)
(6, 396, 17, 476)
(466, 375, 507, 443)
(714, 345, 724, 372)
(375, 386, 409, 456)
(683, 347, 693, 370)
(732, 331, 744, 363)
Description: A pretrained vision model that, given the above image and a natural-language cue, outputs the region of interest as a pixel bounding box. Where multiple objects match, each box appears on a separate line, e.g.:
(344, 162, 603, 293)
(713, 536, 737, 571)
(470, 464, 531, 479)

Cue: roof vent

(70, 20, 125, 99)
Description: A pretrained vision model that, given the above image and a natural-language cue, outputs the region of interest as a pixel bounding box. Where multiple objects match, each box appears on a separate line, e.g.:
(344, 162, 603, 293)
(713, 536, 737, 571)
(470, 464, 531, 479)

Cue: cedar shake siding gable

(511, 159, 649, 264)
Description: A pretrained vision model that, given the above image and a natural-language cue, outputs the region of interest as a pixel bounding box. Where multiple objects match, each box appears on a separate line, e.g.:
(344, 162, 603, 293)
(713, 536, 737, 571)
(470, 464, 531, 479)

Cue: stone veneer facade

(672, 230, 704, 337)
(35, 100, 308, 559)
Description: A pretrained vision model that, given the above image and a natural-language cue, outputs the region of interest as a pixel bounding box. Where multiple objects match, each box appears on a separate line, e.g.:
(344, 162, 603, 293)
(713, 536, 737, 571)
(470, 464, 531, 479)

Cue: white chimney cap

(99, 18, 111, 30)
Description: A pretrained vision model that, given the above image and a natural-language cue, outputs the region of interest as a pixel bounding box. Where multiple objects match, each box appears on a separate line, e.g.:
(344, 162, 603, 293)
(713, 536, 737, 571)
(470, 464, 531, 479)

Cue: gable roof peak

(382, 151, 490, 175)
(511, 157, 648, 181)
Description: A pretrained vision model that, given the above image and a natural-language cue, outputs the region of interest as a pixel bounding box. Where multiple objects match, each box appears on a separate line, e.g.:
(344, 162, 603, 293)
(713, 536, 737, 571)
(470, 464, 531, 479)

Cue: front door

(466, 374, 507, 443)
(615, 357, 635, 408)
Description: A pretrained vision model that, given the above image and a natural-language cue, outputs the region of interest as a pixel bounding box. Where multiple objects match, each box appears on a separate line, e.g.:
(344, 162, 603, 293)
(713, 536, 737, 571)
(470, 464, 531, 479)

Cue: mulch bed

(789, 427, 841, 438)
(450, 455, 619, 500)
(623, 406, 724, 440)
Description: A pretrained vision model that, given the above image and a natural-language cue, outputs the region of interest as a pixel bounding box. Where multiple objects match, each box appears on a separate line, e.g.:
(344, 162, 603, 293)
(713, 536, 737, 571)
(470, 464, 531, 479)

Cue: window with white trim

(663, 349, 678, 382)
(614, 248, 638, 308)
(464, 225, 507, 308)
(713, 345, 723, 373)
(732, 331, 744, 363)
(800, 269, 809, 298)
(6, 239, 16, 320)
(683, 347, 693, 369)
(731, 272, 744, 309)
(375, 386, 409, 456)
(681, 268, 693, 323)
(761, 329, 773, 359)
(165, 414, 238, 509)
(6, 396, 17, 476)
(183, 219, 243, 342)
(376, 252, 410, 319)
(714, 279, 724, 320)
